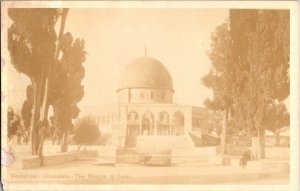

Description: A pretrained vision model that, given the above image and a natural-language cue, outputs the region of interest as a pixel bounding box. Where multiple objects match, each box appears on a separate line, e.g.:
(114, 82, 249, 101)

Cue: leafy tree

(203, 10, 289, 159)
(229, 10, 290, 158)
(7, 107, 29, 144)
(207, 111, 222, 136)
(202, 22, 232, 155)
(263, 102, 290, 132)
(21, 85, 33, 144)
(8, 9, 70, 156)
(243, 10, 289, 158)
(72, 116, 100, 150)
(36, 9, 70, 158)
(7, 107, 19, 138)
(51, 32, 86, 152)
(226, 10, 259, 141)
(7, 9, 68, 155)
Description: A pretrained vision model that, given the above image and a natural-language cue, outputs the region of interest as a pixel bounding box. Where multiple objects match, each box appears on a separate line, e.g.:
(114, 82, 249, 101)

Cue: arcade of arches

(126, 110, 185, 136)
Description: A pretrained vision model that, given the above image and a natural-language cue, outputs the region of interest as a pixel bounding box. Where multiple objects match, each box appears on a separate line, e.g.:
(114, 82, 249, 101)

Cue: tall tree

(37, 9, 69, 158)
(8, 8, 69, 156)
(202, 22, 232, 155)
(228, 10, 289, 158)
(203, 10, 289, 159)
(51, 32, 86, 152)
(228, 10, 259, 140)
(241, 10, 290, 158)
(7, 107, 19, 139)
(21, 85, 33, 144)
(8, 9, 59, 154)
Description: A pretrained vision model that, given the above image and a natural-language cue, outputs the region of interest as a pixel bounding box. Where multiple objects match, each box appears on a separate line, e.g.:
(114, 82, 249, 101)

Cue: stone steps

(136, 135, 195, 152)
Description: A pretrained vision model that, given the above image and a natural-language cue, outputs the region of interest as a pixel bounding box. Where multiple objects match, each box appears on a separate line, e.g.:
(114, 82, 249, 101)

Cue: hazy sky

(7, 8, 229, 112)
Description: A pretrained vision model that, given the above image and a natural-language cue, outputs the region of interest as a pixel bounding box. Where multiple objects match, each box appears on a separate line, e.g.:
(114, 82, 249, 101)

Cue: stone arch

(99, 114, 104, 126)
(110, 113, 113, 122)
(106, 114, 110, 126)
(140, 92, 145, 99)
(156, 111, 170, 135)
(127, 110, 139, 121)
(125, 110, 140, 147)
(97, 115, 101, 125)
(141, 111, 155, 135)
(172, 111, 185, 136)
(111, 113, 116, 123)
(150, 91, 154, 99)
(157, 111, 170, 123)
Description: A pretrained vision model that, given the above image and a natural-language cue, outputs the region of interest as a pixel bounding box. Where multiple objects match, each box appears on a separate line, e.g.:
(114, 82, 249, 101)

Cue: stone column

(118, 105, 128, 147)
(154, 120, 157, 135)
(169, 116, 173, 136)
(184, 109, 192, 136)
(139, 119, 142, 136)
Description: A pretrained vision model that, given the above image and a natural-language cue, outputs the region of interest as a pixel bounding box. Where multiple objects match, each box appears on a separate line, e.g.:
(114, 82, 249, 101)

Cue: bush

(72, 116, 100, 148)
(94, 133, 111, 146)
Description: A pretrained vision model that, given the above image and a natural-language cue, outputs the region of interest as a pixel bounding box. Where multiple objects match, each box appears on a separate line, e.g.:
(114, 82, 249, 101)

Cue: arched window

(141, 111, 154, 135)
(140, 92, 144, 99)
(157, 111, 169, 123)
(107, 115, 110, 125)
(160, 114, 164, 121)
(97, 116, 101, 125)
(102, 115, 105, 125)
(150, 92, 154, 99)
(127, 111, 139, 122)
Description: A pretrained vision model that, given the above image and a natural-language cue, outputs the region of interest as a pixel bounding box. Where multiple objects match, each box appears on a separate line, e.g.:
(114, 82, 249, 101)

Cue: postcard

(1, 1, 299, 191)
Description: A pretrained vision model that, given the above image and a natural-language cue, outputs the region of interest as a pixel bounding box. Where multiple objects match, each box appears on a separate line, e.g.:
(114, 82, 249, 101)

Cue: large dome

(117, 56, 174, 92)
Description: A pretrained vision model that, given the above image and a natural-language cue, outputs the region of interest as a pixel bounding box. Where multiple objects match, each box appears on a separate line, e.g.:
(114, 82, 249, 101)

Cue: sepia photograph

(1, 1, 299, 191)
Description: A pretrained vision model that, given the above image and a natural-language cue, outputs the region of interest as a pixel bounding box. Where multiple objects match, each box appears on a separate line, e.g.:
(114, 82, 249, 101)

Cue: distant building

(81, 56, 211, 149)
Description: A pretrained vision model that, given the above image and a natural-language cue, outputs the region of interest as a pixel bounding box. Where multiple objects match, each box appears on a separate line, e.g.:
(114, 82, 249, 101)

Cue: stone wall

(22, 156, 40, 169)
(22, 150, 99, 169)
(265, 147, 290, 159)
(75, 150, 99, 158)
(42, 153, 77, 166)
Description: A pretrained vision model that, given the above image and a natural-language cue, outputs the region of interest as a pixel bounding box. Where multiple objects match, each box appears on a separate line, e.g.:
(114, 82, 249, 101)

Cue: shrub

(72, 116, 100, 148)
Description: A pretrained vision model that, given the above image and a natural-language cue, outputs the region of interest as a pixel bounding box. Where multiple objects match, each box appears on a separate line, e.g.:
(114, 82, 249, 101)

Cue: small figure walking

(239, 148, 251, 168)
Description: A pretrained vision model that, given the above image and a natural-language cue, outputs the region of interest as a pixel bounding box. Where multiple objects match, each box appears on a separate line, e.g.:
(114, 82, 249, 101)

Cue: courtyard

(4, 144, 290, 184)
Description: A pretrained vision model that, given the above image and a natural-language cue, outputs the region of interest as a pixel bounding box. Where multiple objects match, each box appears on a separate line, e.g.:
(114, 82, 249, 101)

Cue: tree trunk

(220, 107, 229, 155)
(51, 132, 55, 145)
(37, 77, 48, 163)
(37, 125, 45, 166)
(36, 8, 70, 158)
(257, 128, 265, 159)
(61, 130, 69, 152)
(54, 9, 70, 153)
(275, 130, 280, 146)
(55, 9, 69, 60)
(30, 80, 42, 155)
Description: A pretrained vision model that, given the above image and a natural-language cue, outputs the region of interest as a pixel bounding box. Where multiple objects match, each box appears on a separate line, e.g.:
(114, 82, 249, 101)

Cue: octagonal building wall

(118, 88, 173, 104)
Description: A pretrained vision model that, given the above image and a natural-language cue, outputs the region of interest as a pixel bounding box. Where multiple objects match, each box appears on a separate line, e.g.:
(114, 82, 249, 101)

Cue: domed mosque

(117, 56, 174, 104)
(83, 54, 212, 149)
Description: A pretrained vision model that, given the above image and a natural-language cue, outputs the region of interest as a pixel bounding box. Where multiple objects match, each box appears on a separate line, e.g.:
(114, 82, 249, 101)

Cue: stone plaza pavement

(3, 144, 289, 184)
(5, 157, 289, 184)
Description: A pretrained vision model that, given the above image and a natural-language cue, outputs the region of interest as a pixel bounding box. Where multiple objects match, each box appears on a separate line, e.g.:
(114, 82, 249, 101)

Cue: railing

(116, 148, 172, 165)
(116, 148, 140, 163)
